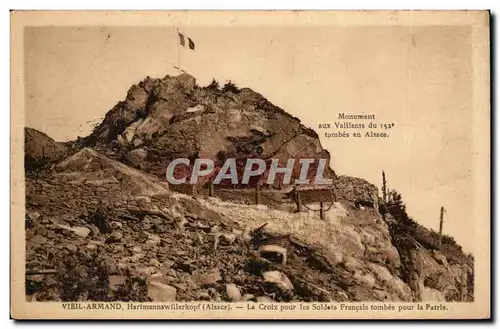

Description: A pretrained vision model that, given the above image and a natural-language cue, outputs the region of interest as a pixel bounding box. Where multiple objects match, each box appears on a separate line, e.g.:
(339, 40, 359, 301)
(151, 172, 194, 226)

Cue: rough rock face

(399, 243, 471, 302)
(335, 175, 379, 209)
(25, 127, 67, 171)
(83, 74, 334, 185)
(54, 147, 169, 196)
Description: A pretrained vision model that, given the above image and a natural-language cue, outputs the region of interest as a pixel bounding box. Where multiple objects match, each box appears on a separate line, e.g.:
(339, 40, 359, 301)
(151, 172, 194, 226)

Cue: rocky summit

(24, 74, 473, 303)
(80, 74, 333, 185)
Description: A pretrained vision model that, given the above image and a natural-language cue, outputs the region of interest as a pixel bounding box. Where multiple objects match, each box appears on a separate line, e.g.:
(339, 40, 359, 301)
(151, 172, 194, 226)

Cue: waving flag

(178, 33, 185, 47)
(188, 37, 195, 50)
(178, 31, 196, 51)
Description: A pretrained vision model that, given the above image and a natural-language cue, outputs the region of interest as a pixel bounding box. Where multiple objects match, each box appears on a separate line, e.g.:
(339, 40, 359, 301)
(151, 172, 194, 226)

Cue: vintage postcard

(10, 10, 490, 319)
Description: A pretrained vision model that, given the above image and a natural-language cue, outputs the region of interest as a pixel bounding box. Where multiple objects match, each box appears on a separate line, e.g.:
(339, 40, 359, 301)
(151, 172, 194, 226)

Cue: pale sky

(25, 25, 476, 252)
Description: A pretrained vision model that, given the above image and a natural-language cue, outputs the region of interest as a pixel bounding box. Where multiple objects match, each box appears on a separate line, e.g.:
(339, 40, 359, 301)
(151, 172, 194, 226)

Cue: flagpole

(173, 27, 192, 75)
(176, 27, 181, 70)
(172, 26, 176, 71)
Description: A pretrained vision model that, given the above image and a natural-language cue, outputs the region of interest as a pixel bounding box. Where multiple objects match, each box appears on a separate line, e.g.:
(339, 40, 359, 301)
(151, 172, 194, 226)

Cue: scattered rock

(65, 244, 78, 253)
(27, 210, 41, 221)
(30, 235, 47, 245)
(56, 223, 72, 231)
(133, 138, 144, 147)
(202, 209, 223, 223)
(149, 274, 170, 285)
(88, 240, 104, 246)
(150, 259, 163, 268)
(294, 278, 332, 301)
(136, 266, 158, 277)
(208, 233, 220, 251)
(308, 250, 341, 273)
(85, 243, 98, 251)
(354, 272, 376, 289)
(126, 148, 148, 169)
(108, 275, 127, 292)
(88, 224, 100, 237)
(107, 231, 123, 243)
(232, 229, 244, 237)
(258, 244, 287, 265)
(131, 246, 142, 253)
(343, 256, 364, 273)
(225, 284, 241, 301)
(262, 271, 294, 291)
(147, 282, 177, 302)
(56, 224, 91, 238)
(154, 224, 167, 233)
(111, 221, 123, 230)
(189, 221, 211, 232)
(123, 119, 144, 143)
(220, 233, 236, 245)
(195, 290, 212, 301)
(146, 234, 161, 245)
(176, 260, 195, 273)
(162, 259, 175, 270)
(193, 232, 204, 245)
(71, 226, 91, 238)
(195, 269, 221, 286)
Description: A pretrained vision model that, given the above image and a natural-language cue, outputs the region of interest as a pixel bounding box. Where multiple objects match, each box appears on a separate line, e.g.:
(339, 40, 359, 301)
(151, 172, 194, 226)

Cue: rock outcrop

(54, 147, 168, 196)
(25, 127, 67, 171)
(82, 74, 334, 186)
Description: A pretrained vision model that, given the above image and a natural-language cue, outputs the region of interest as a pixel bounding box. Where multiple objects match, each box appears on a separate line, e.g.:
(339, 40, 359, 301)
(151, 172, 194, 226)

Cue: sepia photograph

(10, 10, 490, 319)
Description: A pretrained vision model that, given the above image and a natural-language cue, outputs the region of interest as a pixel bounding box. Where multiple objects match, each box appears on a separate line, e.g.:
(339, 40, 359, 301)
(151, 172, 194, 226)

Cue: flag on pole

(177, 30, 196, 51)
(178, 33, 185, 47)
(188, 37, 195, 50)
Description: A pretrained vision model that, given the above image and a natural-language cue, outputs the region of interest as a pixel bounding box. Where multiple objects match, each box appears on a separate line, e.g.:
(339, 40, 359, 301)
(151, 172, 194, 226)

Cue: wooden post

(294, 185, 302, 213)
(331, 188, 337, 202)
(460, 264, 467, 302)
(320, 202, 324, 220)
(438, 206, 444, 250)
(382, 170, 387, 203)
(209, 179, 214, 197)
(297, 192, 302, 212)
(255, 183, 261, 205)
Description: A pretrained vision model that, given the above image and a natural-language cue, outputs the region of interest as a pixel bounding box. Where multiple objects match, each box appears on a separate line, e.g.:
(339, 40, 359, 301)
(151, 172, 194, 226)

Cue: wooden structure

(289, 184, 336, 218)
(382, 170, 388, 203)
(438, 206, 445, 250)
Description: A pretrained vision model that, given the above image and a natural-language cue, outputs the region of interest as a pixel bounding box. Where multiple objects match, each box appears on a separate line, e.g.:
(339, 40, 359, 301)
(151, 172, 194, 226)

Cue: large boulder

(126, 148, 148, 169)
(25, 127, 67, 170)
(55, 147, 168, 196)
(147, 282, 177, 302)
(335, 175, 379, 209)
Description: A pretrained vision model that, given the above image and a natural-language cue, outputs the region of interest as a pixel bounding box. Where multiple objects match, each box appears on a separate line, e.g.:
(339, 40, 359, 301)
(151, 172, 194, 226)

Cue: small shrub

(222, 80, 239, 94)
(207, 78, 220, 91)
